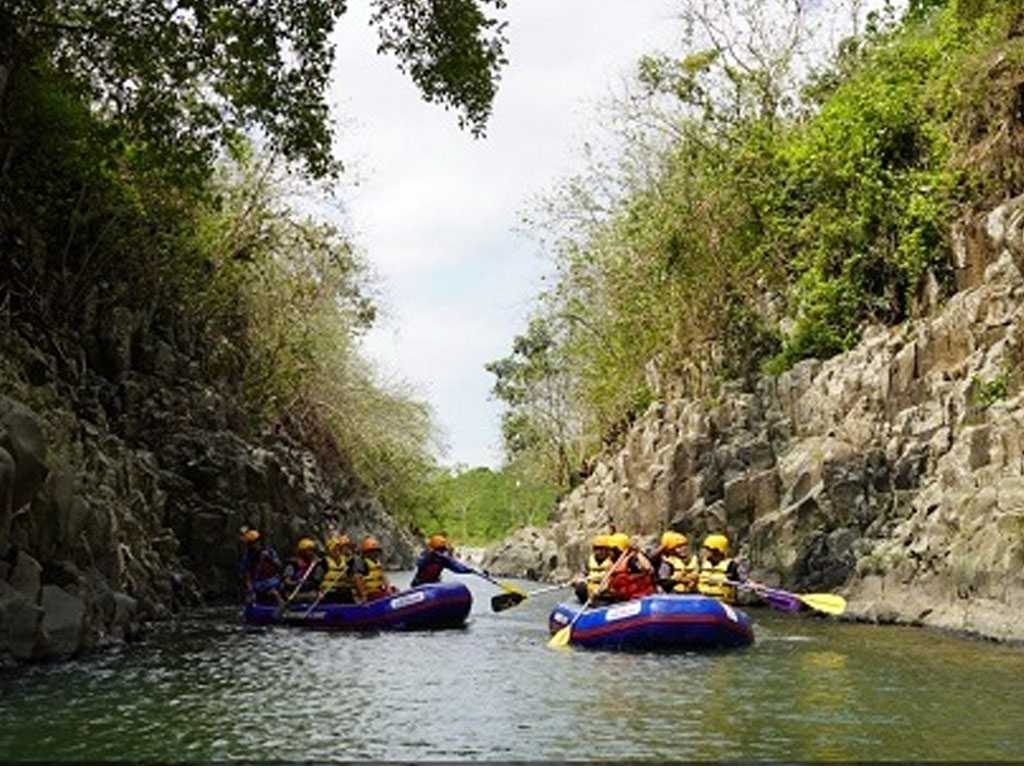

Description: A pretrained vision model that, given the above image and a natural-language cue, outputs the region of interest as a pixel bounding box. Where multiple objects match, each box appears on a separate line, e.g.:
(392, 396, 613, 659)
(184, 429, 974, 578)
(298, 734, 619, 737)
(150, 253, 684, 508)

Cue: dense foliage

(1, 0, 509, 180)
(491, 0, 1024, 488)
(415, 462, 559, 545)
(0, 0, 510, 531)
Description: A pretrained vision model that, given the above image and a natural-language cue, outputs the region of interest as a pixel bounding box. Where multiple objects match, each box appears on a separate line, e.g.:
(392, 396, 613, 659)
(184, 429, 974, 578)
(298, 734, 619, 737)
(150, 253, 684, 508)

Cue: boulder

(0, 581, 42, 660)
(38, 585, 85, 658)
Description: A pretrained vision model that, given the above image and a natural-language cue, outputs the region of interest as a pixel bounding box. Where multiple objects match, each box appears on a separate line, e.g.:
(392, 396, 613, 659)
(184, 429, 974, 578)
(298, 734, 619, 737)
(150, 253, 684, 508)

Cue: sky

(330, 1, 685, 469)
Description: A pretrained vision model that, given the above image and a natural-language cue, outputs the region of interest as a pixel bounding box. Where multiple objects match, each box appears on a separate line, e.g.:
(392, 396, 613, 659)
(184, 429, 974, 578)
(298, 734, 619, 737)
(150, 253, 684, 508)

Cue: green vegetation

(971, 359, 1014, 409)
(414, 463, 560, 545)
(3, 0, 508, 180)
(0, 0, 510, 531)
(492, 0, 1024, 489)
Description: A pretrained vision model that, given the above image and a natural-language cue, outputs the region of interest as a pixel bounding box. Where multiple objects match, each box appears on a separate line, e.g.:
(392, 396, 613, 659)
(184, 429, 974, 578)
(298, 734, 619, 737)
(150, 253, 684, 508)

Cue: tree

(485, 316, 581, 487)
(1, 0, 508, 180)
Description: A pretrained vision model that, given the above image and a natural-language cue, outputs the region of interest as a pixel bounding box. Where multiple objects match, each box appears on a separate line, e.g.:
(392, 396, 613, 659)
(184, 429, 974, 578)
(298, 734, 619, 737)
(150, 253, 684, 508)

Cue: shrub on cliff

(494, 0, 1024, 485)
(0, 65, 438, 528)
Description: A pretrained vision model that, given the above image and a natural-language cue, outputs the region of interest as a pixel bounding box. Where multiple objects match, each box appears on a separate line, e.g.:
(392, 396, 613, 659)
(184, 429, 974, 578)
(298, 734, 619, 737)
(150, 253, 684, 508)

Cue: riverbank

(482, 194, 1024, 643)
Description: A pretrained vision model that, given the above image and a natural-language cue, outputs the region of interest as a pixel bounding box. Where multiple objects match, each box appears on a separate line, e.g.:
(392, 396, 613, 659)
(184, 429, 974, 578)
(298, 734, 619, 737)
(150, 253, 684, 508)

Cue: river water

(2, 573, 1024, 764)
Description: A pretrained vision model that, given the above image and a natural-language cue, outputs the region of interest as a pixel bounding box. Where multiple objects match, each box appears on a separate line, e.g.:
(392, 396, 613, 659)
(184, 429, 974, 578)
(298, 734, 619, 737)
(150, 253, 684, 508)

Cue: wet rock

(39, 585, 85, 659)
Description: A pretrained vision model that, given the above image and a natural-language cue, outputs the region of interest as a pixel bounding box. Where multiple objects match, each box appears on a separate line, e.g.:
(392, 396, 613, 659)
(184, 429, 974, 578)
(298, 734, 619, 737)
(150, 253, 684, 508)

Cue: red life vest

(606, 555, 656, 601)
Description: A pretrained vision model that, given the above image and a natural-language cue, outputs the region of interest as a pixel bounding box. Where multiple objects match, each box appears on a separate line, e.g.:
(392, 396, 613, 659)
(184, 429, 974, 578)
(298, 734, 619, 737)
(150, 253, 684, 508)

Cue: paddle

(301, 590, 328, 619)
(284, 559, 319, 605)
(794, 591, 847, 615)
(548, 549, 630, 649)
(465, 565, 527, 599)
(491, 581, 573, 613)
(735, 580, 846, 615)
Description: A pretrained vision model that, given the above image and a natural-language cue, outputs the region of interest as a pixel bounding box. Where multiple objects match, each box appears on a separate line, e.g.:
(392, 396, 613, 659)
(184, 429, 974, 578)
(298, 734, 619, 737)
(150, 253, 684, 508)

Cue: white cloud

(333, 0, 682, 468)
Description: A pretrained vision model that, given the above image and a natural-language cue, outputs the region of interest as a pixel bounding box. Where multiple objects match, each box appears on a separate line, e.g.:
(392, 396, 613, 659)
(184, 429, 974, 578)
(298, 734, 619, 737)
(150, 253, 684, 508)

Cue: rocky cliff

(0, 303, 415, 665)
(483, 195, 1024, 642)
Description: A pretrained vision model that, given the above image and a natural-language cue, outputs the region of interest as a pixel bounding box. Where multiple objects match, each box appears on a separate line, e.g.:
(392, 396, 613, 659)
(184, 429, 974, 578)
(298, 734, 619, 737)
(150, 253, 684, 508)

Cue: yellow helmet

(592, 534, 613, 549)
(327, 534, 347, 551)
(297, 537, 318, 553)
(703, 534, 730, 555)
(609, 533, 630, 552)
(660, 531, 686, 550)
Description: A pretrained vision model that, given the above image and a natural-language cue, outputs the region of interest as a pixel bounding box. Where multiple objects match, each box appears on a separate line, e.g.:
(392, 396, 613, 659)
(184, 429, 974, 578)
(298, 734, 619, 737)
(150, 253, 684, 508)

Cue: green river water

(2, 573, 1024, 764)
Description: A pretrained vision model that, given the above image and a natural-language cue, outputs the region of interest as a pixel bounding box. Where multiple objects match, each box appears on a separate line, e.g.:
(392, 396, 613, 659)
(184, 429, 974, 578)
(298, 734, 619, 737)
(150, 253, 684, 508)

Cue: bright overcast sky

(331, 1, 682, 469)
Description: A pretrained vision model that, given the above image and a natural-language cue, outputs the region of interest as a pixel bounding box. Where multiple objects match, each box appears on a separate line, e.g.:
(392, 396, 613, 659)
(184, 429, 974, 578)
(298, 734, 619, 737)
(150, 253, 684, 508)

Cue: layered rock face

(483, 197, 1024, 641)
(0, 305, 414, 664)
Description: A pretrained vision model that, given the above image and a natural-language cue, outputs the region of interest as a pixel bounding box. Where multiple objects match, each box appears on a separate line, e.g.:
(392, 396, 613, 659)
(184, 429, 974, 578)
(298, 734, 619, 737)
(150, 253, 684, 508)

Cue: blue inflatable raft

(244, 582, 472, 632)
(548, 594, 754, 651)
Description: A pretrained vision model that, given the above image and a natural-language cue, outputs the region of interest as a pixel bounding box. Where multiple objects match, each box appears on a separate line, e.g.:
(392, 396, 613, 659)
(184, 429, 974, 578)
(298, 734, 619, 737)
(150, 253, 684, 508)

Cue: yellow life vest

(321, 553, 354, 592)
(662, 553, 700, 593)
(585, 554, 611, 597)
(360, 556, 386, 598)
(698, 558, 737, 603)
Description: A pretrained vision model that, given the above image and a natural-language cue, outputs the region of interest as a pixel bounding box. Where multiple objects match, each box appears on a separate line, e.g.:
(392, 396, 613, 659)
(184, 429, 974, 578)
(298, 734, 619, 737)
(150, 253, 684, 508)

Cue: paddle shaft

(550, 548, 631, 647)
(523, 581, 575, 598)
(285, 559, 319, 604)
(727, 579, 844, 615)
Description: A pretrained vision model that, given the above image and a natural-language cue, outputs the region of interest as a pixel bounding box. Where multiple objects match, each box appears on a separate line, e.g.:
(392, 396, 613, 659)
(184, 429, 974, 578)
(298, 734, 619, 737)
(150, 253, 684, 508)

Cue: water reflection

(2, 576, 1024, 763)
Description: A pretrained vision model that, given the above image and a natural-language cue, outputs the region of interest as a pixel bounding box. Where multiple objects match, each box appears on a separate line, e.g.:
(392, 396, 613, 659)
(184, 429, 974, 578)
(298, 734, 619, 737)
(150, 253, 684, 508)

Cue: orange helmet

(428, 534, 448, 551)
(361, 536, 381, 553)
(241, 529, 260, 544)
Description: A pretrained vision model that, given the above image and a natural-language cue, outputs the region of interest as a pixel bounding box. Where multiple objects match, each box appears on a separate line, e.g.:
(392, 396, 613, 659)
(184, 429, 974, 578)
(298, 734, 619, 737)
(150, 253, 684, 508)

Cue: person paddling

(317, 535, 358, 604)
(354, 537, 399, 602)
(592, 533, 656, 604)
(410, 534, 475, 587)
(655, 531, 700, 594)
(571, 534, 613, 603)
(697, 533, 741, 603)
(239, 528, 284, 607)
(281, 537, 324, 602)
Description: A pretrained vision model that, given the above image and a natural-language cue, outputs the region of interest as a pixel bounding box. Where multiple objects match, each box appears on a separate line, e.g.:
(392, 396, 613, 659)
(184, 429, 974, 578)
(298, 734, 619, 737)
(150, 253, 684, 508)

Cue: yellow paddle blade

(548, 625, 572, 648)
(798, 593, 847, 615)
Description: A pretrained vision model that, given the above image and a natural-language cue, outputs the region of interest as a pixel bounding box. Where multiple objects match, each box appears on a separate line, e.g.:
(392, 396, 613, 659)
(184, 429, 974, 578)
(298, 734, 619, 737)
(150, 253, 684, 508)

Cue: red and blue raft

(548, 593, 754, 651)
(244, 582, 472, 632)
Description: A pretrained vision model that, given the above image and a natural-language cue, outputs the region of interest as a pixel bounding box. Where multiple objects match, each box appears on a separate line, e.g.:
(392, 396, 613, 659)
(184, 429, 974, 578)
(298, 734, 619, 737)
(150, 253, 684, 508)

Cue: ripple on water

(3, 580, 1024, 763)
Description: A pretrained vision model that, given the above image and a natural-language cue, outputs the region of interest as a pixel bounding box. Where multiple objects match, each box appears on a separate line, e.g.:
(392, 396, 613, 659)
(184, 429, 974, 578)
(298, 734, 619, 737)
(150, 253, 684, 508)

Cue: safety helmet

(660, 531, 686, 550)
(335, 533, 352, 548)
(609, 533, 630, 552)
(297, 537, 318, 552)
(428, 534, 448, 551)
(703, 533, 730, 555)
(592, 534, 613, 549)
(241, 529, 260, 544)
(361, 536, 381, 553)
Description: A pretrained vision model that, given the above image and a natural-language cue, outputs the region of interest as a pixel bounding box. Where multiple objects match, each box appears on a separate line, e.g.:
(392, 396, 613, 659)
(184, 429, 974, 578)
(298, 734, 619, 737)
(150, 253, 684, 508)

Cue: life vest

(284, 555, 321, 591)
(662, 553, 700, 593)
(243, 547, 280, 581)
(585, 554, 611, 598)
(605, 554, 656, 601)
(360, 557, 388, 600)
(698, 558, 737, 603)
(411, 551, 445, 586)
(321, 553, 355, 593)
